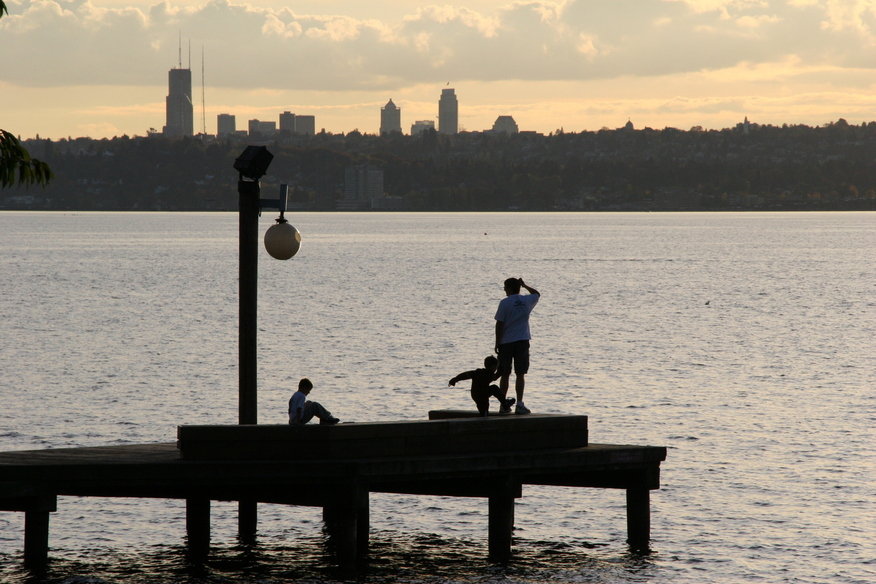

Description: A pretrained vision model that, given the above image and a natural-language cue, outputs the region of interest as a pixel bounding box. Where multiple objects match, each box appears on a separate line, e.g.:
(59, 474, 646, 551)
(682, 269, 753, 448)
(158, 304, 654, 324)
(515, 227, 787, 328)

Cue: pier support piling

(488, 479, 517, 562)
(626, 487, 650, 551)
(238, 499, 258, 544)
(23, 509, 50, 569)
(19, 495, 56, 570)
(354, 489, 370, 556)
(185, 498, 210, 558)
(323, 485, 369, 566)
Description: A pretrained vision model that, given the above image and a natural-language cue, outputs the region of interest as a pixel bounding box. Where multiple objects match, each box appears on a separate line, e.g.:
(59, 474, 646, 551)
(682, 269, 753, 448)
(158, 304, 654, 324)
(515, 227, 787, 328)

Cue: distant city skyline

(180, 78, 521, 139)
(4, 1, 876, 140)
(205, 89, 526, 139)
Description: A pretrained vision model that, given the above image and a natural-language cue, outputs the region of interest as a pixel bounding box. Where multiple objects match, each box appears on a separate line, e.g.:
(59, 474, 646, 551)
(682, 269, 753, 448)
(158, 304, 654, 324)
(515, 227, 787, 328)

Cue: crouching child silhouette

(288, 378, 339, 425)
(448, 356, 517, 416)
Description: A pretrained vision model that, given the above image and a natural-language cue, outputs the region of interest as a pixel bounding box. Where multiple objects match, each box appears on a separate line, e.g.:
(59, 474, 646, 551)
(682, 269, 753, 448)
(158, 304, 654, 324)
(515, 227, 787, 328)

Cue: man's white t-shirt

(495, 293, 540, 344)
(289, 390, 306, 423)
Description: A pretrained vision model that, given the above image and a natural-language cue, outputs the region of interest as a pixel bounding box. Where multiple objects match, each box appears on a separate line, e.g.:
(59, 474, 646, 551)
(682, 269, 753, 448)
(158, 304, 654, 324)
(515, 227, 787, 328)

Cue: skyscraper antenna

(178, 31, 182, 68)
(188, 39, 191, 69)
(201, 45, 207, 136)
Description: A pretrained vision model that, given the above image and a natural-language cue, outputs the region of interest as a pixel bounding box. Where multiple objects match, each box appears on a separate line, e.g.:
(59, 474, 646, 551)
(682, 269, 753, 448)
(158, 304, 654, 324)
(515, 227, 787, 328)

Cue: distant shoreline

(8, 125, 876, 212)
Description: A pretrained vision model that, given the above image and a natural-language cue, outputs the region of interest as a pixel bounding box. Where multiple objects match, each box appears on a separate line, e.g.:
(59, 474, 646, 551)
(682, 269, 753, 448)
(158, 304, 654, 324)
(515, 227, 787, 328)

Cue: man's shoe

(515, 403, 531, 415)
(321, 416, 340, 425)
(499, 398, 515, 414)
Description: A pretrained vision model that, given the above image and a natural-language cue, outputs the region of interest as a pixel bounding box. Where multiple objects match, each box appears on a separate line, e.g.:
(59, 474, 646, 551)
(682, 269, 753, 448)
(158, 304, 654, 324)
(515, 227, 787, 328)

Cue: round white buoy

(264, 222, 301, 260)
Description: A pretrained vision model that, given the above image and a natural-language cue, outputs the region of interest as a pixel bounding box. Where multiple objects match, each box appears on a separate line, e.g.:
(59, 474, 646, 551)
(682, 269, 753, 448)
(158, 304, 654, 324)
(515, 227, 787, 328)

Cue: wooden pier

(0, 413, 666, 569)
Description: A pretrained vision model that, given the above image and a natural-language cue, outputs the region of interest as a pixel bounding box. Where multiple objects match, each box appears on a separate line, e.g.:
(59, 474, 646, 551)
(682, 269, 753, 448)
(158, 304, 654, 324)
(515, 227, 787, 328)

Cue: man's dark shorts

(498, 340, 530, 376)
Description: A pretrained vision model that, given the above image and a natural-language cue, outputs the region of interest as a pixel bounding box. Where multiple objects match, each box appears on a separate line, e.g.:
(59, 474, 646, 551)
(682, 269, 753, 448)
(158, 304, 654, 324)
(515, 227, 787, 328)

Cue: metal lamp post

(233, 145, 300, 539)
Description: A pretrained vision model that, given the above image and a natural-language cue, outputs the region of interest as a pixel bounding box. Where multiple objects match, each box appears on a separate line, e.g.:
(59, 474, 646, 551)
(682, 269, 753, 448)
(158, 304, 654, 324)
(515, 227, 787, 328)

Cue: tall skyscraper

(438, 88, 458, 135)
(380, 99, 402, 135)
(164, 67, 193, 138)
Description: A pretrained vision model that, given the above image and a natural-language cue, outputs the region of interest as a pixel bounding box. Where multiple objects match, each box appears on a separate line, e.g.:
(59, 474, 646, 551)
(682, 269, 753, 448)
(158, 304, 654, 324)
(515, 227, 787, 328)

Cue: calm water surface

(0, 211, 873, 584)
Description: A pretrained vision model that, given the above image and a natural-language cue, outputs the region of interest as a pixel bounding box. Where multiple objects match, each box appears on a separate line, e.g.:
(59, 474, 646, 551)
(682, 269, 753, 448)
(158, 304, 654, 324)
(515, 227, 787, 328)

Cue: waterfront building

(492, 116, 518, 134)
(380, 99, 402, 135)
(164, 67, 193, 137)
(339, 164, 384, 210)
(438, 88, 458, 135)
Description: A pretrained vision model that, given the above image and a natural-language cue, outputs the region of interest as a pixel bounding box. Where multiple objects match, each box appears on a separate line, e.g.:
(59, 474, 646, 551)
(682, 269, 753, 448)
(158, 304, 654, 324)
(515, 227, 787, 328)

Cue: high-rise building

(164, 67, 193, 138)
(217, 114, 236, 137)
(438, 88, 458, 135)
(279, 111, 296, 133)
(294, 115, 316, 136)
(380, 99, 402, 135)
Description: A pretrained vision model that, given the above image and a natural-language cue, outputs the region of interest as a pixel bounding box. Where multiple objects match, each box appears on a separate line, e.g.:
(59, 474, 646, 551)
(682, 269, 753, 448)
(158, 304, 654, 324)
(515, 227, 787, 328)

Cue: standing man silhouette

(495, 277, 540, 414)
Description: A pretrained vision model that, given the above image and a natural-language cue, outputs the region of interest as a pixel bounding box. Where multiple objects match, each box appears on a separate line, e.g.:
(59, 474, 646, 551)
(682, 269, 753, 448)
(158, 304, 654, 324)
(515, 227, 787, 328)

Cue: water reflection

(5, 530, 668, 584)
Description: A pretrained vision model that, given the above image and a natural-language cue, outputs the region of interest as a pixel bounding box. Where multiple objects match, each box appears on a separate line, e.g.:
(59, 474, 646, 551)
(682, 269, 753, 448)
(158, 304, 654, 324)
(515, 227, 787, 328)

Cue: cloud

(4, 0, 876, 139)
(817, 0, 876, 34)
(2, 0, 875, 91)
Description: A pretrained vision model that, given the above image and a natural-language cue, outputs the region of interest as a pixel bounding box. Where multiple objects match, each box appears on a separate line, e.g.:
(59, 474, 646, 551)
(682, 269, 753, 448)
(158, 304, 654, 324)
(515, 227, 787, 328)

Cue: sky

(3, 0, 876, 140)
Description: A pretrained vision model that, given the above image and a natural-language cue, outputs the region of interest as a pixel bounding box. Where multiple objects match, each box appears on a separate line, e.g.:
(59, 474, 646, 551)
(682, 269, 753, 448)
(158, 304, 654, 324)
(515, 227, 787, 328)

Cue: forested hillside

(6, 120, 875, 211)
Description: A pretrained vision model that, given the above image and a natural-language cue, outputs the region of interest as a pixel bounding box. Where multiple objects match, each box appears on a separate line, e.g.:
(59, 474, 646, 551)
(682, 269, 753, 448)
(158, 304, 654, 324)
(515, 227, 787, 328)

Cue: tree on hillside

(0, 1, 53, 187)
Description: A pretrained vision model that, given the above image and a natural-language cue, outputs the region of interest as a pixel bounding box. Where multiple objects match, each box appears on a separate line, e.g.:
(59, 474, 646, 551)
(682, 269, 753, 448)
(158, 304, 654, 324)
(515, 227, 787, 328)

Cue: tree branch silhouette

(0, 1, 54, 188)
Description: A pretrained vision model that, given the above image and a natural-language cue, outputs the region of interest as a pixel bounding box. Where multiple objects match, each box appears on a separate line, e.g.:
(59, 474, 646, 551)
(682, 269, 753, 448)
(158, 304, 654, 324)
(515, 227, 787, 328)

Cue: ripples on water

(0, 212, 873, 584)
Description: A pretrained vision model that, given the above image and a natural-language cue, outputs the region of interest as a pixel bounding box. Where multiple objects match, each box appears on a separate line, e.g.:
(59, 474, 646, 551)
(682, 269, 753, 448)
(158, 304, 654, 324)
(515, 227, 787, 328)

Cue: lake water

(0, 211, 873, 584)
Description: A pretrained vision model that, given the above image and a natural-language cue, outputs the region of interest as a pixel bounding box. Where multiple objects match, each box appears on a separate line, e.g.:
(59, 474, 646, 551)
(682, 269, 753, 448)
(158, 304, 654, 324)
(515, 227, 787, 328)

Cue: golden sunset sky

(3, 0, 876, 139)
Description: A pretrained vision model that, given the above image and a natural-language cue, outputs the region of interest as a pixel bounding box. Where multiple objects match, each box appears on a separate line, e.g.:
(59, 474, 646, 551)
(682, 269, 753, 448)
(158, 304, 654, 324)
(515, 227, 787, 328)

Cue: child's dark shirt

(454, 367, 501, 396)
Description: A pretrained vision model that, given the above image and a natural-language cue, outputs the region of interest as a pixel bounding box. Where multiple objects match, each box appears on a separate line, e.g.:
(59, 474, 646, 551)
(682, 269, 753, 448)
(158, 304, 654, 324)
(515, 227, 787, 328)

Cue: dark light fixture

(233, 145, 274, 180)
